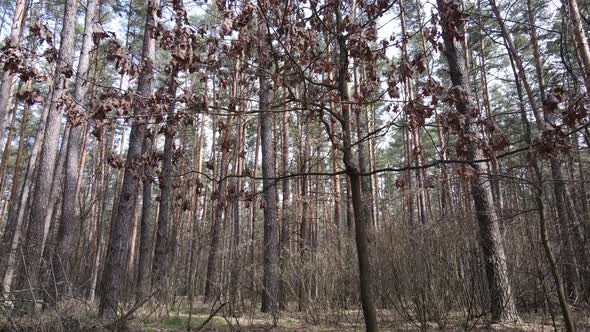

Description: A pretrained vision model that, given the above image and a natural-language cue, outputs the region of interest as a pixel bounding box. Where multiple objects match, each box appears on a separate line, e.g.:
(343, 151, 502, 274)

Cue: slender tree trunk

(279, 97, 291, 308)
(88, 132, 113, 302)
(249, 121, 260, 302)
(230, 118, 244, 304)
(187, 111, 205, 331)
(298, 121, 310, 311)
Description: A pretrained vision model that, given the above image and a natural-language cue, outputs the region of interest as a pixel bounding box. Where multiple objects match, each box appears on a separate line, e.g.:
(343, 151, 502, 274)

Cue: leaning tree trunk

(437, 0, 519, 323)
(99, 0, 159, 319)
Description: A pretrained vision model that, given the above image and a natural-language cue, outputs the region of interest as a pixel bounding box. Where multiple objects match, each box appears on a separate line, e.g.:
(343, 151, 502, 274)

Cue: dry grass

(0, 298, 584, 331)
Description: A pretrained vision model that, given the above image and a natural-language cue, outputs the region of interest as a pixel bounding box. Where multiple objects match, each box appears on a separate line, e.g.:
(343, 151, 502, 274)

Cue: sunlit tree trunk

(51, 0, 99, 301)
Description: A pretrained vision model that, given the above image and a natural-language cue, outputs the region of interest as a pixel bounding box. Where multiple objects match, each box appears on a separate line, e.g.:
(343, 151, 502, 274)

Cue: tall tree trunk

(258, 29, 279, 314)
(335, 1, 378, 330)
(507, 41, 575, 331)
(0, 85, 29, 291)
(40, 126, 69, 262)
(399, 0, 418, 225)
(99, 0, 159, 319)
(298, 120, 310, 311)
(17, 0, 79, 311)
(279, 97, 291, 308)
(438, 0, 519, 322)
(187, 111, 205, 330)
(136, 128, 155, 300)
(230, 118, 244, 304)
(491, 0, 583, 300)
(204, 125, 230, 301)
(51, 0, 99, 301)
(0, 91, 50, 296)
(353, 65, 375, 227)
(88, 132, 113, 302)
(249, 120, 260, 302)
(152, 72, 179, 293)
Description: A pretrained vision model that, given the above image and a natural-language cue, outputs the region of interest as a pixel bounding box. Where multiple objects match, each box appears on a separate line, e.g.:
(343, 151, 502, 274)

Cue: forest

(0, 0, 590, 330)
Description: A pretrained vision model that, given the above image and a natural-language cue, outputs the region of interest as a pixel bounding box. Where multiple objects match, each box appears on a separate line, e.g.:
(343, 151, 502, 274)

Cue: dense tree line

(0, 0, 590, 330)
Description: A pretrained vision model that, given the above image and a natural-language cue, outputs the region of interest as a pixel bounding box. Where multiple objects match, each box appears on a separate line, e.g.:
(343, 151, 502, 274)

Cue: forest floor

(130, 299, 588, 331)
(2, 297, 588, 331)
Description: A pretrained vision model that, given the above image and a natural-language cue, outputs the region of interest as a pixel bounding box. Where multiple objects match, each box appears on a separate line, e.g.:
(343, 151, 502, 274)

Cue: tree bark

(566, 0, 590, 92)
(335, 1, 378, 330)
(187, 111, 205, 330)
(99, 0, 159, 319)
(491, 0, 583, 301)
(0, 0, 27, 143)
(438, 0, 519, 322)
(51, 0, 99, 301)
(258, 30, 280, 314)
(136, 129, 155, 300)
(17, 0, 79, 311)
(279, 98, 291, 308)
(204, 92, 231, 303)
(152, 73, 179, 293)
